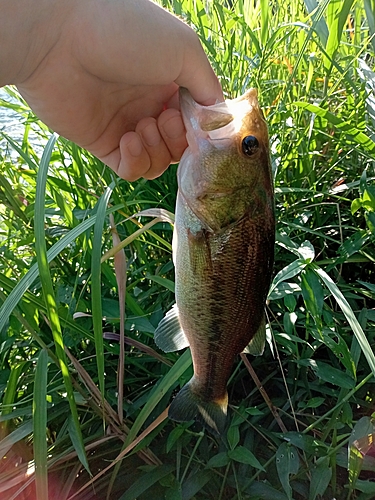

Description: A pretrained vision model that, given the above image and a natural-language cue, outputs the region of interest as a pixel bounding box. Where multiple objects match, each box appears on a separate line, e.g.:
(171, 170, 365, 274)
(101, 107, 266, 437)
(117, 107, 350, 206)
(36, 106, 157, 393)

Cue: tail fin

(168, 379, 228, 435)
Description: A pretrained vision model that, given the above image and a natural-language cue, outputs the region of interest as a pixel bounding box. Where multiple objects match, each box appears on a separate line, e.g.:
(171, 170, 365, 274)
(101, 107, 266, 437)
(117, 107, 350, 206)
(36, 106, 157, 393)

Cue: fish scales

(175, 195, 274, 399)
(154, 87, 275, 435)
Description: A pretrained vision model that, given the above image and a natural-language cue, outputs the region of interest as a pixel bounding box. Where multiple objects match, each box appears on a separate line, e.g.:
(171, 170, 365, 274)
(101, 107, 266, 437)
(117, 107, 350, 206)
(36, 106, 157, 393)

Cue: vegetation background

(0, 0, 375, 498)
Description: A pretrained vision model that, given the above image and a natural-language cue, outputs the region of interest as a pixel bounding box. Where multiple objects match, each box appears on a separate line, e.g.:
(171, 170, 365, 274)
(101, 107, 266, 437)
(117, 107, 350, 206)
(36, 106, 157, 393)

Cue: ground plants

(0, 0, 375, 498)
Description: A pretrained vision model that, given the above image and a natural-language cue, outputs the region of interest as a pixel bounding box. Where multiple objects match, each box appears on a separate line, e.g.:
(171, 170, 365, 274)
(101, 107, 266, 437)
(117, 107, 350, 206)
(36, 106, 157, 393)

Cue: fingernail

(162, 115, 185, 139)
(142, 123, 161, 147)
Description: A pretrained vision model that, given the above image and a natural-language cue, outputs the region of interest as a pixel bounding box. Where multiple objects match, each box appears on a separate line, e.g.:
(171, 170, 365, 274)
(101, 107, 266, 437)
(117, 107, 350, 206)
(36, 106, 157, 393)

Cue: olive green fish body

(155, 88, 275, 434)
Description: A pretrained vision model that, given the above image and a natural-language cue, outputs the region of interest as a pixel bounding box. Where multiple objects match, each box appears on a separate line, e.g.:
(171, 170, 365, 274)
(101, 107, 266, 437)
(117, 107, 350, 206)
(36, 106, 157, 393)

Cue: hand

(1, 0, 223, 180)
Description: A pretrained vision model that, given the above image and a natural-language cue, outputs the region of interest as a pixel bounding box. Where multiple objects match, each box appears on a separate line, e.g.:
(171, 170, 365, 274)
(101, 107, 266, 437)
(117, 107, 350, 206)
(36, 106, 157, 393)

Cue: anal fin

(154, 304, 189, 352)
(242, 316, 266, 356)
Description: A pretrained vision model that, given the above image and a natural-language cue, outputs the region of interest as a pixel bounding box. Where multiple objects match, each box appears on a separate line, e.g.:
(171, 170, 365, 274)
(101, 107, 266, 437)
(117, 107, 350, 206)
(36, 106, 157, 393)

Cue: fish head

(178, 88, 273, 231)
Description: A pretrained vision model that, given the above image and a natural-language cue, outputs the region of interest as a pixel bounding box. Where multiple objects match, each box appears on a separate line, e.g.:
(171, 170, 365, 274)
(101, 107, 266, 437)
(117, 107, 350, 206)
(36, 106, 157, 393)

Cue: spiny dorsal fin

(154, 304, 189, 352)
(242, 316, 266, 356)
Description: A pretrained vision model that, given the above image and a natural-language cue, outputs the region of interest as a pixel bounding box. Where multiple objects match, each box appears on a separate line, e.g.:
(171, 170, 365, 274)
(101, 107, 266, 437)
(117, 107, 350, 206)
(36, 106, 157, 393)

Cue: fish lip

(179, 87, 195, 110)
(179, 87, 234, 135)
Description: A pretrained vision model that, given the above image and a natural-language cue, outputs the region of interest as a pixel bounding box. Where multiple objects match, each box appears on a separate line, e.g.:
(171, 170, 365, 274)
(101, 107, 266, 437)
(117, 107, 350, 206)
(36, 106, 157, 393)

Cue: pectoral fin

(243, 316, 266, 356)
(154, 304, 189, 352)
(187, 228, 212, 274)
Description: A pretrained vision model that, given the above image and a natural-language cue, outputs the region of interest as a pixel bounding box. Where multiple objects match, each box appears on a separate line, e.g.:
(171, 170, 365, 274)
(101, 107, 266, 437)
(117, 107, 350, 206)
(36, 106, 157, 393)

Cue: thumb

(174, 30, 224, 106)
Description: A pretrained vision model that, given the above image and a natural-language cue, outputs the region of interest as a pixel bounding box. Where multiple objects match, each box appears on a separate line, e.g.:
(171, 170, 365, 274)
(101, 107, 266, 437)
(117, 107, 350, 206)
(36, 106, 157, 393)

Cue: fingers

(117, 132, 151, 181)
(158, 108, 187, 162)
(103, 109, 187, 181)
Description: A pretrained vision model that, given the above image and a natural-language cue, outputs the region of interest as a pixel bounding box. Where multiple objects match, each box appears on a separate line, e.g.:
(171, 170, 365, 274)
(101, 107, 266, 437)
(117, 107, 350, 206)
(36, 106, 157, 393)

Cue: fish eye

(242, 135, 259, 156)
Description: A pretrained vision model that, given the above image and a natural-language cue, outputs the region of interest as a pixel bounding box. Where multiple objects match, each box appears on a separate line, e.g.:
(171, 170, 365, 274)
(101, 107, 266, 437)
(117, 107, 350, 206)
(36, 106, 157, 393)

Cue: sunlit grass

(0, 0, 374, 498)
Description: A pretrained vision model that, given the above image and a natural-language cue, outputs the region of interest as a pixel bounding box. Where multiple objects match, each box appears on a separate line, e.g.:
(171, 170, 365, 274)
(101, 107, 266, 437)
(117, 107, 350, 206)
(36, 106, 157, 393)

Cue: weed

(0, 1, 374, 499)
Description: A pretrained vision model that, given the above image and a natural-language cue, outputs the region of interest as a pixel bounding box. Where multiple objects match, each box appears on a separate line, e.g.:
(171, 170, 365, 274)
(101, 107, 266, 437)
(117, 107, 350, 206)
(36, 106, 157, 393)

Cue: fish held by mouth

(154, 87, 275, 435)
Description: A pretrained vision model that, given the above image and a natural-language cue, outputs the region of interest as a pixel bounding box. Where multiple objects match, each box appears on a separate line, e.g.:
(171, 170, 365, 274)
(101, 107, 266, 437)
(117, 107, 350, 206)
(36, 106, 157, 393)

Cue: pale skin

(0, 0, 223, 180)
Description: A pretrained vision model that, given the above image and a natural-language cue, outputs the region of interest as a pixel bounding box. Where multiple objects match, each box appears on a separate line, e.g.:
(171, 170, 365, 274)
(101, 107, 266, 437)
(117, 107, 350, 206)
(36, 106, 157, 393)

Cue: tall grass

(0, 0, 374, 498)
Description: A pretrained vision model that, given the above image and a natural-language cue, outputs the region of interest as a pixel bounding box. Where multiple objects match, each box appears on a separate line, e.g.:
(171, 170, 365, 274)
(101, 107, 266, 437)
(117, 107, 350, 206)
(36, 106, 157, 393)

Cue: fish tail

(168, 379, 228, 435)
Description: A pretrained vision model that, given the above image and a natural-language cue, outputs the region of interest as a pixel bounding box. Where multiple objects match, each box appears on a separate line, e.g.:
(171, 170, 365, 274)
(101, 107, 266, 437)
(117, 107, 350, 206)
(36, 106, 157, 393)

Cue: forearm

(0, 0, 68, 86)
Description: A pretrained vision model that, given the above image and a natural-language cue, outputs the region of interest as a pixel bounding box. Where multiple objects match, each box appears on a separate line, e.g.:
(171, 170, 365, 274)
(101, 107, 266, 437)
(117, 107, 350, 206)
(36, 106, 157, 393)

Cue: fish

(154, 88, 275, 435)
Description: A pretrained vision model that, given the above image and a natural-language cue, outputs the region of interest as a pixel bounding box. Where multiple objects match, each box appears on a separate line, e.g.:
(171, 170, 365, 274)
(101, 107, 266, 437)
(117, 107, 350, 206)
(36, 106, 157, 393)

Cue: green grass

(1, 0, 375, 498)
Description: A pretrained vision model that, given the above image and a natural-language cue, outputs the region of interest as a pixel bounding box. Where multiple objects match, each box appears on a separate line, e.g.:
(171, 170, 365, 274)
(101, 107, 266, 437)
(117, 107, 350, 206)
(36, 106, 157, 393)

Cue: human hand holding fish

(0, 0, 223, 180)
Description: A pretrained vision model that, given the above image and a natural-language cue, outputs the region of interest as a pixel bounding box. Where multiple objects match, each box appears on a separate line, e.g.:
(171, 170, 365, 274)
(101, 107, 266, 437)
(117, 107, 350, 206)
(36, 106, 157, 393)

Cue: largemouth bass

(155, 88, 275, 435)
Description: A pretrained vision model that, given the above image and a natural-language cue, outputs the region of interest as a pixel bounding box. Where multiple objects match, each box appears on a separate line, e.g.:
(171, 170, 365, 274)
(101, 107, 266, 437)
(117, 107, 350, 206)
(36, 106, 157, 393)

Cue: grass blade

(268, 258, 307, 297)
(313, 266, 375, 377)
(0, 420, 33, 459)
(119, 465, 175, 500)
(294, 101, 375, 154)
(109, 214, 126, 423)
(0, 363, 24, 436)
(125, 349, 192, 446)
(364, 0, 375, 52)
(324, 0, 355, 71)
(260, 0, 269, 46)
(303, 0, 329, 45)
(33, 349, 48, 500)
(0, 203, 122, 334)
(91, 182, 114, 400)
(34, 133, 89, 473)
